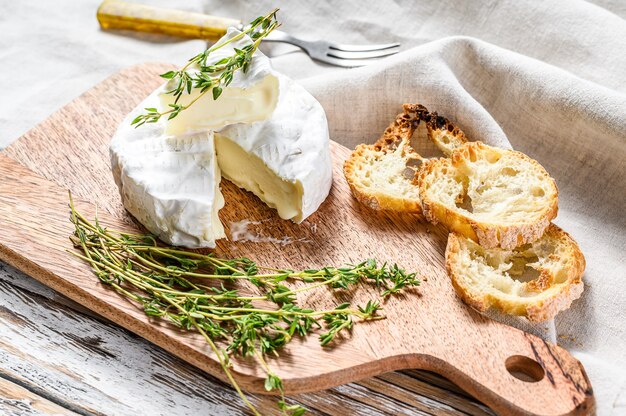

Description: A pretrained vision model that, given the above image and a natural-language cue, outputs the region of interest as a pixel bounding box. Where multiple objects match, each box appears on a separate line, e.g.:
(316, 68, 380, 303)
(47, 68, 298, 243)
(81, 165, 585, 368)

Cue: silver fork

(263, 30, 400, 67)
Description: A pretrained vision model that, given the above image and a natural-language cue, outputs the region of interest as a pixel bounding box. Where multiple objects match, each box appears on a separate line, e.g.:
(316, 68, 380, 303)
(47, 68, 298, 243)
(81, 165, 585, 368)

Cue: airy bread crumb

(445, 225, 585, 322)
(418, 141, 559, 249)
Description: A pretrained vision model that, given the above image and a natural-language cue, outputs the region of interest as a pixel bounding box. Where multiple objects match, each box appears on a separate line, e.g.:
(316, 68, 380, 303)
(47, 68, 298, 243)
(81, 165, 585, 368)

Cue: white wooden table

(0, 260, 496, 415)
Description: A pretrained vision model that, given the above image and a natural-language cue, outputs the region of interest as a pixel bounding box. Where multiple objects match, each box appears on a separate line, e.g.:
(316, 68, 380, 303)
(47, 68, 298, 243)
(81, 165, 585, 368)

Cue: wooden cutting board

(0, 64, 594, 416)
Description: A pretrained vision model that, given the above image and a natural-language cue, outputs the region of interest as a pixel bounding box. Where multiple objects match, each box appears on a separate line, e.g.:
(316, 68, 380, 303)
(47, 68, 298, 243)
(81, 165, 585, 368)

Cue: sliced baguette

(343, 109, 423, 213)
(445, 224, 585, 322)
(343, 103, 467, 213)
(418, 141, 558, 249)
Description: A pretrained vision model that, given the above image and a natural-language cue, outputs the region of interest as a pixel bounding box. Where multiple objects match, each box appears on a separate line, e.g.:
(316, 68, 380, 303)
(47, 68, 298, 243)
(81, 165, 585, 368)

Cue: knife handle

(96, 0, 240, 41)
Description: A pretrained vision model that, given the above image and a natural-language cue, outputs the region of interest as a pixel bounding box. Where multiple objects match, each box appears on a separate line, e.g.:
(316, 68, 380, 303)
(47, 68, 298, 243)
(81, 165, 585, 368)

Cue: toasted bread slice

(343, 110, 423, 213)
(418, 141, 558, 249)
(343, 103, 467, 213)
(445, 224, 585, 322)
(403, 103, 467, 155)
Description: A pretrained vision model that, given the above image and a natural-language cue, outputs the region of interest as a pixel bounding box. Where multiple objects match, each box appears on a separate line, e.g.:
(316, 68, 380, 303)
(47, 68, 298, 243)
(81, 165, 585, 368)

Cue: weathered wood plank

(0, 277, 250, 416)
(383, 371, 494, 416)
(0, 262, 99, 321)
(0, 261, 493, 415)
(0, 375, 79, 416)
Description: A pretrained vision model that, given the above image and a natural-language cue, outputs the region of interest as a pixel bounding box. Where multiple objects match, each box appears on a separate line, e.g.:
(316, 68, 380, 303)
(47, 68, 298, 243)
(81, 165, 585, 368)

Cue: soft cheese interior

(110, 28, 332, 248)
(215, 134, 303, 221)
(216, 74, 332, 223)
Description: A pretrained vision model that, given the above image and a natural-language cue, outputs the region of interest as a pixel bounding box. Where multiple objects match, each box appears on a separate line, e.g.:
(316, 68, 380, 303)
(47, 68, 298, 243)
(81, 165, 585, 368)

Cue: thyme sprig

(131, 9, 280, 128)
(68, 194, 420, 415)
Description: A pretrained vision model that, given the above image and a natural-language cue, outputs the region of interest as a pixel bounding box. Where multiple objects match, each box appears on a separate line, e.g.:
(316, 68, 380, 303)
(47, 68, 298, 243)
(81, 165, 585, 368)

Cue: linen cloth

(1, 0, 625, 414)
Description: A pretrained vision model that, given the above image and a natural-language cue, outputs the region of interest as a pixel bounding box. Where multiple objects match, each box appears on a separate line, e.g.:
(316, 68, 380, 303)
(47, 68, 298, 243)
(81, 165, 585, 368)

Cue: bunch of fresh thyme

(68, 195, 420, 415)
(131, 9, 280, 128)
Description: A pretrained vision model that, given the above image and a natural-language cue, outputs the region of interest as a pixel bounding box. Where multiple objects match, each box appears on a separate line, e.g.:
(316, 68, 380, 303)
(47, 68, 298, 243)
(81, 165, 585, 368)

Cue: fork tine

(314, 55, 384, 68)
(326, 47, 400, 60)
(328, 42, 400, 52)
(265, 30, 401, 67)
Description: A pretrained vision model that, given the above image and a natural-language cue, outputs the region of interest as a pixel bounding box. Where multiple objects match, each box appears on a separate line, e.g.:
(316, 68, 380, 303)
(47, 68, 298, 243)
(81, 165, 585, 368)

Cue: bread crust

(445, 224, 585, 322)
(418, 141, 559, 249)
(402, 103, 467, 155)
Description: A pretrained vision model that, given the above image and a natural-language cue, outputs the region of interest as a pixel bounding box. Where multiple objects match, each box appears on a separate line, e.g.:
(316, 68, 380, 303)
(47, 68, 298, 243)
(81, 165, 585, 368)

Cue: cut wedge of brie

(110, 28, 332, 248)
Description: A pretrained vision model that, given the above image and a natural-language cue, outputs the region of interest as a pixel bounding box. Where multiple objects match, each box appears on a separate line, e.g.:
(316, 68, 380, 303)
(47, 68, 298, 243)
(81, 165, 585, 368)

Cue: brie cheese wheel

(110, 28, 332, 248)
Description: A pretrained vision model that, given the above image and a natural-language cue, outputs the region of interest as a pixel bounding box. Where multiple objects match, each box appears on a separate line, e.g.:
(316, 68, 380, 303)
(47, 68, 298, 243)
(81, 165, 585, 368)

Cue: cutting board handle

(405, 323, 595, 415)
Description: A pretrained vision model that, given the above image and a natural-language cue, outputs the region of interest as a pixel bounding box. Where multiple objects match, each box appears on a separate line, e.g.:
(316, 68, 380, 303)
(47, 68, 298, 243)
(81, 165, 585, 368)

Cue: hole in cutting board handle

(505, 355, 545, 382)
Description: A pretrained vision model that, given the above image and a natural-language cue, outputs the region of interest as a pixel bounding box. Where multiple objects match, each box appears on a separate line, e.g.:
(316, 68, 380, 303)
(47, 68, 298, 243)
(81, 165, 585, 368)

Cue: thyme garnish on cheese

(131, 9, 280, 128)
(68, 194, 420, 415)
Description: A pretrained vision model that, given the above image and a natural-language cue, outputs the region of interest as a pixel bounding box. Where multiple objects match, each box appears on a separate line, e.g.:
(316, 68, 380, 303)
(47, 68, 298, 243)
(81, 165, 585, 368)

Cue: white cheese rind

(110, 119, 225, 248)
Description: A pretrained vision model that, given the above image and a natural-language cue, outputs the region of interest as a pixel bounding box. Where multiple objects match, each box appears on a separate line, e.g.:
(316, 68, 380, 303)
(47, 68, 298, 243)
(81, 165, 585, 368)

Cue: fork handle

(96, 0, 240, 41)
